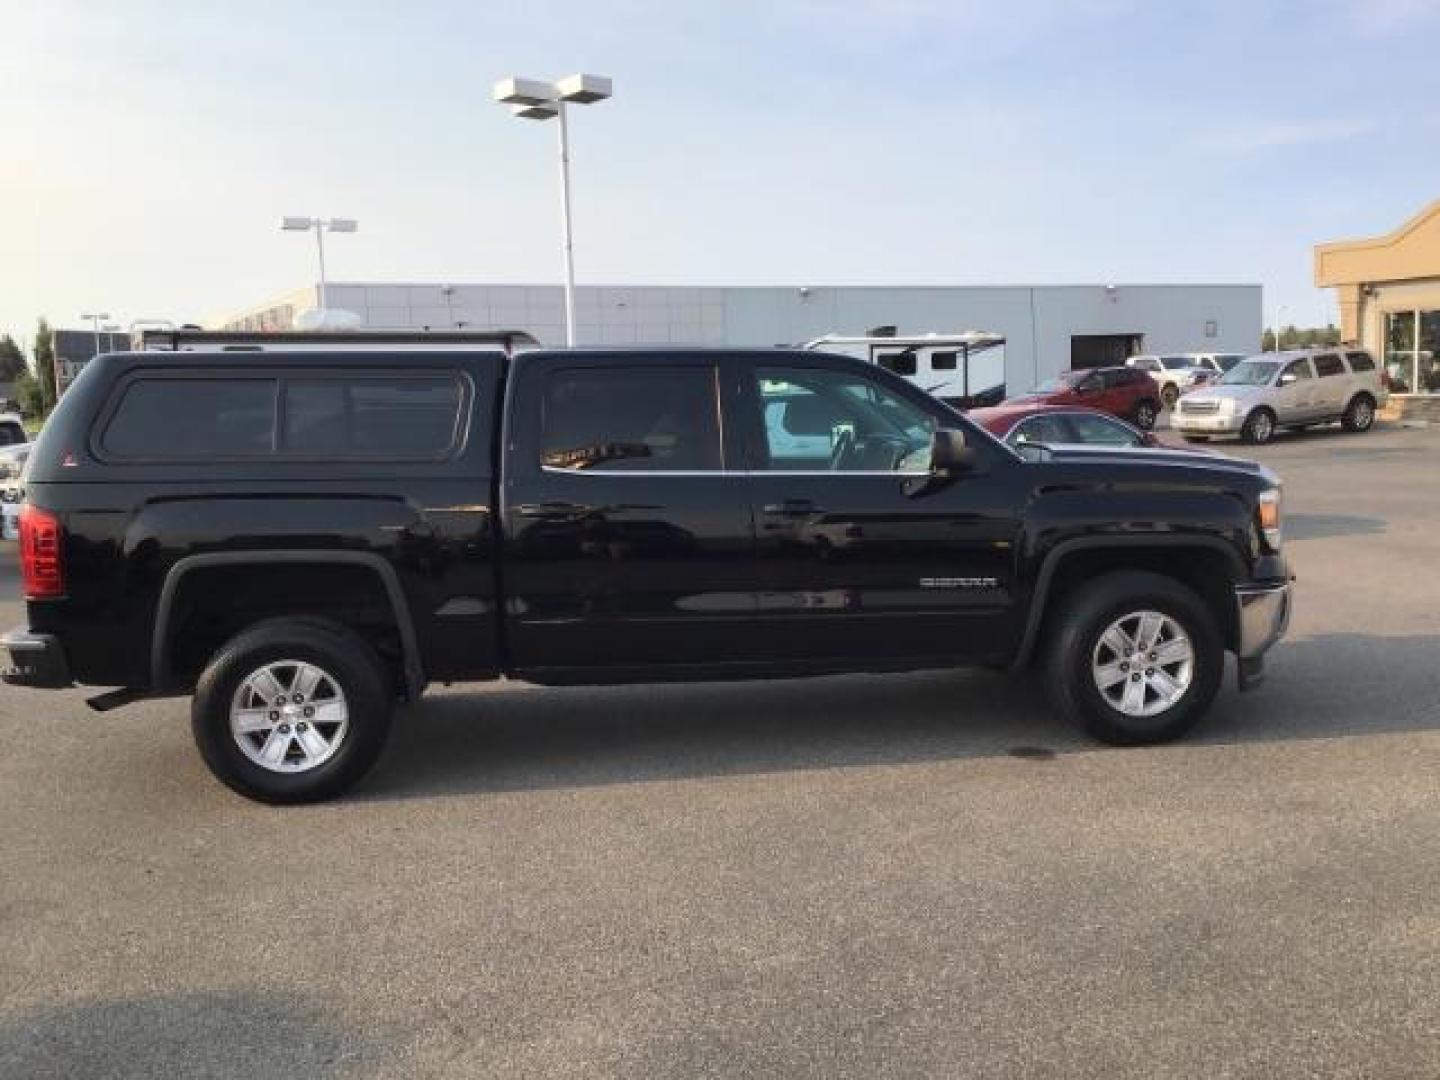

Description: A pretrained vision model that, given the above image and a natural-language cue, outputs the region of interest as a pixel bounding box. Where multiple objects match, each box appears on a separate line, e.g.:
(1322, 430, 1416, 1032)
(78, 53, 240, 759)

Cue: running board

(85, 688, 151, 712)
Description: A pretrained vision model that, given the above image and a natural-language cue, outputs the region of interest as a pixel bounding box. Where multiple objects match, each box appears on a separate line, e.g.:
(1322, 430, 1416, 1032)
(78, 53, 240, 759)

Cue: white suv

(1125, 355, 1210, 409)
(1173, 349, 1386, 445)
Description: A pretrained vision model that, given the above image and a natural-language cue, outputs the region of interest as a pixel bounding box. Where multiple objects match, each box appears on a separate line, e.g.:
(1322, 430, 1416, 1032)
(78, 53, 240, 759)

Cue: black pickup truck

(4, 345, 1292, 802)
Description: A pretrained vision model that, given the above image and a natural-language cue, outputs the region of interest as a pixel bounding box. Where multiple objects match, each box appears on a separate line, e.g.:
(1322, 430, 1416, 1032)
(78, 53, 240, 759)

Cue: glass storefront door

(1419, 311, 1440, 393)
(1386, 310, 1416, 392)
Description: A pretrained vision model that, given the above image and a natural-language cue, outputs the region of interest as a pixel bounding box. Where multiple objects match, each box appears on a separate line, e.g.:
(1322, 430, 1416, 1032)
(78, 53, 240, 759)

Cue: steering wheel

(829, 427, 856, 470)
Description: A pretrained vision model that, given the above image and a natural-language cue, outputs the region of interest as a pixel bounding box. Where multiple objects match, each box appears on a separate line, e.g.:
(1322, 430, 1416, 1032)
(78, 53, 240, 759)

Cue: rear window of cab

(98, 372, 467, 461)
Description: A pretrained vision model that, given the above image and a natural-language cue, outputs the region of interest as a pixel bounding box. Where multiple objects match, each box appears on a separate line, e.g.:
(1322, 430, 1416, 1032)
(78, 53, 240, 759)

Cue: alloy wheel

(230, 660, 350, 773)
(1091, 610, 1194, 718)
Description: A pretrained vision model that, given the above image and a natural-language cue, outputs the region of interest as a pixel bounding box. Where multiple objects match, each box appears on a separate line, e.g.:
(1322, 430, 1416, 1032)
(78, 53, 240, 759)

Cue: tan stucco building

(1316, 201, 1440, 412)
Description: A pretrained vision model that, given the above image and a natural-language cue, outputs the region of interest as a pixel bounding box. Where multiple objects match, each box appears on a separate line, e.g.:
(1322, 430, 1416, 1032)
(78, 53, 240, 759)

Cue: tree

(32, 318, 56, 413)
(13, 371, 44, 418)
(0, 335, 25, 381)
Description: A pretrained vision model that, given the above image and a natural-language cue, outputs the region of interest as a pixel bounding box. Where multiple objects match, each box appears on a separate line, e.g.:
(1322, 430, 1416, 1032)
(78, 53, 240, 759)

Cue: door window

(1312, 354, 1345, 378)
(1009, 414, 1071, 446)
(752, 367, 936, 472)
(1065, 413, 1141, 446)
(1280, 359, 1313, 382)
(540, 368, 721, 472)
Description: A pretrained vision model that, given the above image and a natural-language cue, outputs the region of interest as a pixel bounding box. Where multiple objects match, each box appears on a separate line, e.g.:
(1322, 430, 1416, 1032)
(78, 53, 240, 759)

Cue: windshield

(1219, 359, 1280, 386)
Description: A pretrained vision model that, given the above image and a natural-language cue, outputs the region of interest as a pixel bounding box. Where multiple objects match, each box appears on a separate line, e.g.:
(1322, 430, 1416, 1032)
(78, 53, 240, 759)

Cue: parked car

(0, 444, 31, 541)
(1125, 355, 1212, 408)
(1006, 366, 1163, 430)
(1174, 348, 1386, 445)
(970, 404, 1162, 449)
(0, 412, 28, 448)
(4, 345, 1291, 803)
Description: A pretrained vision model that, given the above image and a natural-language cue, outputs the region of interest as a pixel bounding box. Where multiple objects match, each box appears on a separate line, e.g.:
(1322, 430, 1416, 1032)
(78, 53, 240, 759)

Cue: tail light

(19, 504, 65, 599)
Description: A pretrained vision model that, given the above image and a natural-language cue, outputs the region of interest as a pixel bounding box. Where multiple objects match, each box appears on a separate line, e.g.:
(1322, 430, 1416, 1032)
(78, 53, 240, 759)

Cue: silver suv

(1173, 348, 1386, 445)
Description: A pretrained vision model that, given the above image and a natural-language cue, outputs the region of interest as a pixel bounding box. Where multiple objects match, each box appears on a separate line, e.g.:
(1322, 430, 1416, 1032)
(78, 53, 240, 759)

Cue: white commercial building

(220, 282, 1261, 396)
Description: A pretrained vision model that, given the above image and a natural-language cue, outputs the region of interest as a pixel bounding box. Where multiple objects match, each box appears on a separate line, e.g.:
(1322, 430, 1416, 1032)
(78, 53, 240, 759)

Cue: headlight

(1258, 487, 1282, 550)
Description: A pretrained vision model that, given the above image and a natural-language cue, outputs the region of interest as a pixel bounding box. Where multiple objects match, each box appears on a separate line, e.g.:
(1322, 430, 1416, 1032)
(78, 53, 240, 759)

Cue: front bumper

(2, 627, 73, 689)
(1233, 580, 1293, 690)
(1174, 412, 1242, 434)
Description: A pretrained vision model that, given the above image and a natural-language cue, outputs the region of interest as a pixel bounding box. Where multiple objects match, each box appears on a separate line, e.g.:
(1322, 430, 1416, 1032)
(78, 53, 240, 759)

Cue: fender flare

(1009, 535, 1248, 670)
(150, 550, 424, 698)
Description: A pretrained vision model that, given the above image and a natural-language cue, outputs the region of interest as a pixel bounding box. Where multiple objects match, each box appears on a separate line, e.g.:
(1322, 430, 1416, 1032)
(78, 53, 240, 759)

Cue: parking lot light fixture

(281, 216, 359, 313)
(493, 72, 614, 346)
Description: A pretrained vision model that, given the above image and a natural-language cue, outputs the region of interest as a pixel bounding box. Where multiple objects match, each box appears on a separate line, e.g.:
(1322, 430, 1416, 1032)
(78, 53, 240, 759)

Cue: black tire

(1341, 393, 1376, 432)
(1160, 383, 1180, 409)
(1241, 407, 1276, 445)
(191, 618, 395, 804)
(1181, 434, 1211, 443)
(1044, 571, 1223, 746)
(1133, 399, 1159, 431)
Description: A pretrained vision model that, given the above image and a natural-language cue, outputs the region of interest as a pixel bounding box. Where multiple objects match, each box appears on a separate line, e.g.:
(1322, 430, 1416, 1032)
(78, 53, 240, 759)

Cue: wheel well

(1348, 390, 1376, 406)
(161, 563, 406, 692)
(1036, 546, 1239, 658)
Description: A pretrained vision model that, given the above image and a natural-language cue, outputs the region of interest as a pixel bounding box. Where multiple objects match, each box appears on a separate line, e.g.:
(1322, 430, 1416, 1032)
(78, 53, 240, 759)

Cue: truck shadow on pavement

(0, 991, 390, 1080)
(360, 633, 1440, 801)
(1284, 513, 1388, 540)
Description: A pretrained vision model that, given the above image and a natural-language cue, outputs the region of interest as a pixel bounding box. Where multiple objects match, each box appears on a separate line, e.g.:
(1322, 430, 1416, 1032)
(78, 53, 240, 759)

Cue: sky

(4, 0, 1440, 348)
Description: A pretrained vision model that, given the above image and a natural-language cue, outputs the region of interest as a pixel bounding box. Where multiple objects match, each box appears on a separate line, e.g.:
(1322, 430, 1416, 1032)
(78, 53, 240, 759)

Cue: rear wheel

(1341, 393, 1376, 432)
(191, 618, 394, 804)
(1045, 571, 1223, 745)
(1133, 399, 1159, 431)
(1160, 383, 1180, 409)
(1241, 407, 1276, 445)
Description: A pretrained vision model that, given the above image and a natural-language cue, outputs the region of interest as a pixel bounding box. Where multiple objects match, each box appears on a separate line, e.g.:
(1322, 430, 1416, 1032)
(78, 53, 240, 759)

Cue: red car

(969, 403, 1162, 450)
(1003, 366, 1162, 430)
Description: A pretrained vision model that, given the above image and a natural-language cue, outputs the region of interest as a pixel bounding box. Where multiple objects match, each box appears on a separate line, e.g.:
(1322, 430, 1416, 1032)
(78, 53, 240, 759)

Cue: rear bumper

(2, 627, 73, 689)
(1234, 580, 1293, 690)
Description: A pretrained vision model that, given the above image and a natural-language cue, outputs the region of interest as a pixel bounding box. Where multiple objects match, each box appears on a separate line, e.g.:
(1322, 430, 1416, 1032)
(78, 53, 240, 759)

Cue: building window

(1384, 309, 1440, 393)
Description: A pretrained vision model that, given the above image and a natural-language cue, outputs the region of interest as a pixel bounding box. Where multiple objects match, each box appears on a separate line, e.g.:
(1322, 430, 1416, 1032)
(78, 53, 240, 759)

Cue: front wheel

(1045, 571, 1223, 745)
(1241, 408, 1276, 445)
(191, 618, 395, 804)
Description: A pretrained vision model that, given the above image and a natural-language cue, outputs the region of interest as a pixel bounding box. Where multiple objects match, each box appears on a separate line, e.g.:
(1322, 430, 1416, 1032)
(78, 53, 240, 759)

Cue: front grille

(1180, 399, 1221, 414)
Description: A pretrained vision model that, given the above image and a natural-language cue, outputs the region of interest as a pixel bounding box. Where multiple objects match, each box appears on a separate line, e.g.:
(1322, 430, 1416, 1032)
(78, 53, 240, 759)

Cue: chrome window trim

(539, 466, 932, 478)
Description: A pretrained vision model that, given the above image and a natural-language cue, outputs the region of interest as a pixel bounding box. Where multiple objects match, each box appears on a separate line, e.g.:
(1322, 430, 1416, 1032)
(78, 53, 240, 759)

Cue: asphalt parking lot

(2, 424, 1438, 1078)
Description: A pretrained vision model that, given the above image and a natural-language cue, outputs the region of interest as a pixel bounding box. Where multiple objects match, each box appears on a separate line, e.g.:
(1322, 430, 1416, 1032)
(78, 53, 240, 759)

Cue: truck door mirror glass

(1277, 372, 1297, 386)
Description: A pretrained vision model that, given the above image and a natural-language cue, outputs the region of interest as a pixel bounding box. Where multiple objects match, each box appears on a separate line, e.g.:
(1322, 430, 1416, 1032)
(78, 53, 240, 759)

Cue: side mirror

(930, 428, 978, 475)
(1278, 372, 1297, 387)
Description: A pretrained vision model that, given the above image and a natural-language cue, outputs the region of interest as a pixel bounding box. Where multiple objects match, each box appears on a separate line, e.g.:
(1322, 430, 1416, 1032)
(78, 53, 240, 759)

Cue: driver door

(1273, 357, 1318, 422)
(739, 356, 1022, 666)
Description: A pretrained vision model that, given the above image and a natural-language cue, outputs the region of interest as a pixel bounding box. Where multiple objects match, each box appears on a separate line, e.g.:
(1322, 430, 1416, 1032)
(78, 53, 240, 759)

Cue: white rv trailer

(802, 331, 1007, 407)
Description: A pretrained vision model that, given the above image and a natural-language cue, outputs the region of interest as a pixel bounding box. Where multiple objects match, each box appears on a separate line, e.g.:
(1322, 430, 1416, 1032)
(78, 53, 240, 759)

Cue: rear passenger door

(500, 354, 758, 676)
(1310, 353, 1348, 417)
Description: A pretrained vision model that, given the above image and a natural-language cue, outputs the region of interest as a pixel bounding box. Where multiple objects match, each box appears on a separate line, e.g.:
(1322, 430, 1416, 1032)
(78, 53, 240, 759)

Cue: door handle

(763, 499, 821, 517)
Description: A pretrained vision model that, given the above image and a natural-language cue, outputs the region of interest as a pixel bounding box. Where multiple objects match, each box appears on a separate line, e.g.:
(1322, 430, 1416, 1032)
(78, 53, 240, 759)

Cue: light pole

(281, 217, 358, 313)
(1273, 304, 1289, 353)
(493, 73, 613, 346)
(75, 310, 110, 399)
